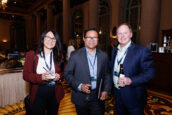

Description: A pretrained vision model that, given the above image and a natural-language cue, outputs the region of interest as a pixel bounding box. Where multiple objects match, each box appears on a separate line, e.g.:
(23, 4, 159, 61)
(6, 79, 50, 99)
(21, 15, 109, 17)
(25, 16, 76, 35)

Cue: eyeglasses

(85, 36, 98, 40)
(45, 36, 56, 42)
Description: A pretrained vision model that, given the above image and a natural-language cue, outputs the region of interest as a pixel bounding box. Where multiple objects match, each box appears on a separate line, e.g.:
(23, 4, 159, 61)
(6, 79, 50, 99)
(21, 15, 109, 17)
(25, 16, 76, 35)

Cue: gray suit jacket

(64, 47, 111, 105)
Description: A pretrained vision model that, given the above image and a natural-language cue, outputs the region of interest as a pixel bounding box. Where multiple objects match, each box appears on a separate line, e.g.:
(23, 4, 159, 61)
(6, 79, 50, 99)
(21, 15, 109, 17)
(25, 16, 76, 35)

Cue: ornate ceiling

(0, 0, 88, 19)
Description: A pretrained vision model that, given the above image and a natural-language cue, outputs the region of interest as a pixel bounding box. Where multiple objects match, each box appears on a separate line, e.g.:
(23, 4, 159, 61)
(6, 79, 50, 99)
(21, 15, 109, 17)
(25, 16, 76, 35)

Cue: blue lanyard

(87, 51, 97, 76)
(43, 51, 53, 71)
(117, 49, 128, 65)
(117, 43, 131, 65)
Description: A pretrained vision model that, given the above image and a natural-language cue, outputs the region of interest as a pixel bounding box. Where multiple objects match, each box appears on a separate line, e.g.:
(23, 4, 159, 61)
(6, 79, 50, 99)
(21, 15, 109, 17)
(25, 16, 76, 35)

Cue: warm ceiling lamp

(0, 0, 8, 10)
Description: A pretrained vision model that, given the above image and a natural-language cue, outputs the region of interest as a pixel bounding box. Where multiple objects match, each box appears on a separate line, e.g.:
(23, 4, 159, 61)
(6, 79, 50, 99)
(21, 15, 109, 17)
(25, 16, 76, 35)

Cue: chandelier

(0, 0, 8, 10)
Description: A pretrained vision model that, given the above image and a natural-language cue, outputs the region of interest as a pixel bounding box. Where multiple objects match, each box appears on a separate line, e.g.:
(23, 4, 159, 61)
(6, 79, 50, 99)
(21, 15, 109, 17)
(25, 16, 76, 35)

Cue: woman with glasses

(23, 29, 64, 115)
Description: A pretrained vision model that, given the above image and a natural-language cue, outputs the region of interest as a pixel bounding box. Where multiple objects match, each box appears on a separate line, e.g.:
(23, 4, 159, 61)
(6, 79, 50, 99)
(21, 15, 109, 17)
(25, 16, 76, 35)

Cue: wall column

(83, 2, 89, 30)
(140, 0, 161, 46)
(36, 12, 41, 44)
(24, 15, 33, 49)
(47, 5, 54, 29)
(88, 0, 99, 28)
(63, 0, 71, 44)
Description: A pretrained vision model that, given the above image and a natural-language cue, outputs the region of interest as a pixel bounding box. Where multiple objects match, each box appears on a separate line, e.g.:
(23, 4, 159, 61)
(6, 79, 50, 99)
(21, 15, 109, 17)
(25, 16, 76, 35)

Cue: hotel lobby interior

(0, 0, 172, 115)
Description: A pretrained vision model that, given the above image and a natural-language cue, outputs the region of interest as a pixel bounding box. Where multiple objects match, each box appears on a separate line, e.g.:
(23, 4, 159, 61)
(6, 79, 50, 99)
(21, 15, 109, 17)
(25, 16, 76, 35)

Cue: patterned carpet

(104, 90, 172, 115)
(0, 83, 172, 115)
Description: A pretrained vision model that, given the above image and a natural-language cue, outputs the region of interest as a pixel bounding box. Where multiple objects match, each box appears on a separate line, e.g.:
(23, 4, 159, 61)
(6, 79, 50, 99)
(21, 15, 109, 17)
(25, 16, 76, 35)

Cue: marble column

(88, 0, 99, 28)
(54, 15, 58, 32)
(24, 15, 33, 49)
(140, 0, 161, 46)
(83, 2, 89, 30)
(63, 0, 71, 44)
(36, 12, 41, 44)
(47, 5, 54, 30)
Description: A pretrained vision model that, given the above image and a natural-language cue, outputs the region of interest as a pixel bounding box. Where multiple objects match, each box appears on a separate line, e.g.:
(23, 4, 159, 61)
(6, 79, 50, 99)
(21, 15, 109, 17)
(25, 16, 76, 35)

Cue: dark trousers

(75, 90, 105, 115)
(114, 88, 144, 115)
(31, 85, 59, 115)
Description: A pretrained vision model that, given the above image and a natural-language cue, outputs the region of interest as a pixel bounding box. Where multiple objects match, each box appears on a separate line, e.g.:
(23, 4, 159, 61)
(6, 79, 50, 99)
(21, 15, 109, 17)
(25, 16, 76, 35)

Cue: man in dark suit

(111, 23, 155, 115)
(64, 28, 111, 115)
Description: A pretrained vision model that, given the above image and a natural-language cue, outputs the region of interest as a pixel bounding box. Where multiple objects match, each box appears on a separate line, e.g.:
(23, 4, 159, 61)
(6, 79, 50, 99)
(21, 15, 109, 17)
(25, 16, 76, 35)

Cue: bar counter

(0, 68, 29, 107)
(149, 53, 172, 95)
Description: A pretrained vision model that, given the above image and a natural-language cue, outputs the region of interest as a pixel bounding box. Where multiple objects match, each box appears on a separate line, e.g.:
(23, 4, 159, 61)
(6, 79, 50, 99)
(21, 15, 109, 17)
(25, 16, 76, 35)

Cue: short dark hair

(117, 23, 133, 33)
(83, 28, 99, 38)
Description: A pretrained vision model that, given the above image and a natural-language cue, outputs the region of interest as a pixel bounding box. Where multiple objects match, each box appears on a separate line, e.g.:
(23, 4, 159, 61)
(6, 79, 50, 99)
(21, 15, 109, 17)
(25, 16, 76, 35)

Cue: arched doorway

(72, 9, 83, 49)
(122, 0, 141, 43)
(98, 0, 110, 53)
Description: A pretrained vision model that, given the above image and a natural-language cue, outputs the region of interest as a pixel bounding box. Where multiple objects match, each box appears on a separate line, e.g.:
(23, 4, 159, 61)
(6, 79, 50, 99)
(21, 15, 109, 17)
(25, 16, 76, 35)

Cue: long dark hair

(37, 29, 63, 66)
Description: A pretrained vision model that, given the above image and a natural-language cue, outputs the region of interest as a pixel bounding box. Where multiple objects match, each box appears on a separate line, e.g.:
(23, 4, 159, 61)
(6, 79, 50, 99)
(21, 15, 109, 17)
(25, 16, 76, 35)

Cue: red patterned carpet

(0, 83, 172, 115)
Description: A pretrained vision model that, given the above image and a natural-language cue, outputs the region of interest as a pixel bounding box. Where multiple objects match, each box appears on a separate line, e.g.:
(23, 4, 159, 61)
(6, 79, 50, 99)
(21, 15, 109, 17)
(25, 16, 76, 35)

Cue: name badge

(114, 71, 119, 77)
(90, 76, 97, 90)
(90, 76, 97, 81)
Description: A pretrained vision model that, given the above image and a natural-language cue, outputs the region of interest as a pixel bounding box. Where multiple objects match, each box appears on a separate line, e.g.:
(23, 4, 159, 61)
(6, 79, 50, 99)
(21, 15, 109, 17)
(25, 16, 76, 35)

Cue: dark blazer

(23, 51, 64, 108)
(111, 43, 155, 108)
(64, 47, 111, 105)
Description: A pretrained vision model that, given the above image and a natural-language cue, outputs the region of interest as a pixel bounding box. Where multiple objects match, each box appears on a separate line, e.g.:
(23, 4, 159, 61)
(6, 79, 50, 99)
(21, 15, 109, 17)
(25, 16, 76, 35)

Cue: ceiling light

(0, 0, 8, 10)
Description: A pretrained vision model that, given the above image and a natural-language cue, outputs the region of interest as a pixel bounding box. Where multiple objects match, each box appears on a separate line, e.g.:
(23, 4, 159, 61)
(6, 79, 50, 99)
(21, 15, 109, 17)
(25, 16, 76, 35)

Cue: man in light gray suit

(64, 28, 111, 115)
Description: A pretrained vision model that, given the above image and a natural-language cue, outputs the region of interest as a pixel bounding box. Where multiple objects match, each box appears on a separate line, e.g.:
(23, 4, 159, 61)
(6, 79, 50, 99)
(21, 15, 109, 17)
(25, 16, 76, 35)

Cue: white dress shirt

(113, 41, 131, 89)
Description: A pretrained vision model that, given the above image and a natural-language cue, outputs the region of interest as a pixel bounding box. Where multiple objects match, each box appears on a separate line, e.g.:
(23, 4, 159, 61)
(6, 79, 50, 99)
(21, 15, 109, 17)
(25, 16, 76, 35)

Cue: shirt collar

(85, 47, 96, 57)
(117, 40, 131, 52)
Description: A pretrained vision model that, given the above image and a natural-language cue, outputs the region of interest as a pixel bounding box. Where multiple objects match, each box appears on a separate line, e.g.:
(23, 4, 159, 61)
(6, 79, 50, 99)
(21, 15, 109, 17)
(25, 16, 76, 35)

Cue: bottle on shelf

(163, 36, 168, 52)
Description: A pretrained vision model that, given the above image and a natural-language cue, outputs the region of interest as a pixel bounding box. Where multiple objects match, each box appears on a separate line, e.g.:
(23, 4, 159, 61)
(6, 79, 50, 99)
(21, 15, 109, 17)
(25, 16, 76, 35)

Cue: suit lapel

(123, 43, 134, 68)
(112, 48, 118, 71)
(81, 48, 90, 76)
(96, 49, 101, 78)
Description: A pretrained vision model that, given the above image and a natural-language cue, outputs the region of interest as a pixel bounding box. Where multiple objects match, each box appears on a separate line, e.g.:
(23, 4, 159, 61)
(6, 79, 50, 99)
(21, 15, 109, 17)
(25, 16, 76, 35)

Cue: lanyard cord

(117, 49, 128, 65)
(88, 54, 97, 76)
(86, 50, 97, 76)
(117, 43, 132, 65)
(43, 51, 53, 71)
